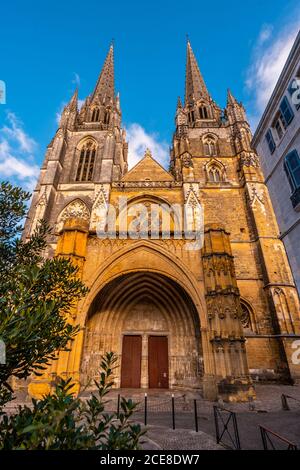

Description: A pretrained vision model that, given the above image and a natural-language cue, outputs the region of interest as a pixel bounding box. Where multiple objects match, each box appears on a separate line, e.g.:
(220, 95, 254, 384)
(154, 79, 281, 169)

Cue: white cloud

(72, 72, 81, 87)
(125, 123, 169, 169)
(0, 112, 39, 191)
(246, 21, 299, 128)
(2, 112, 36, 153)
(258, 24, 273, 46)
(78, 99, 85, 110)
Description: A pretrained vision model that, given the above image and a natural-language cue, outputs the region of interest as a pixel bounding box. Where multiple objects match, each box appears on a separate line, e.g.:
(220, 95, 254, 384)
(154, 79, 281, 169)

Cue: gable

(122, 150, 174, 182)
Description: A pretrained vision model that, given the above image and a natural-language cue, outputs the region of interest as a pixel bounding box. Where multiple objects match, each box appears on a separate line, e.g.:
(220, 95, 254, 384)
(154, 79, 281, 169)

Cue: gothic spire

(185, 40, 209, 105)
(177, 96, 183, 110)
(91, 44, 114, 104)
(227, 88, 239, 106)
(68, 88, 78, 112)
(226, 88, 246, 123)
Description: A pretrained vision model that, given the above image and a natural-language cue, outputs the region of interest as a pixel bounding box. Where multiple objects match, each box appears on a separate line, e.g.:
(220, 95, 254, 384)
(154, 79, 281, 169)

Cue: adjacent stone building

(252, 31, 300, 297)
(23, 42, 300, 401)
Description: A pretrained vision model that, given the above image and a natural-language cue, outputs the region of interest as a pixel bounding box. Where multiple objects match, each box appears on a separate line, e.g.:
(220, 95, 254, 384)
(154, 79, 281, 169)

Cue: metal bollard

(117, 393, 120, 417)
(144, 393, 148, 426)
(281, 394, 290, 411)
(172, 394, 175, 430)
(194, 399, 198, 432)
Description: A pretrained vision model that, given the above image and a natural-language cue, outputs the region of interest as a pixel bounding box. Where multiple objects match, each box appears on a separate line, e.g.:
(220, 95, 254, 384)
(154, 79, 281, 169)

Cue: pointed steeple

(177, 96, 183, 110)
(185, 40, 209, 105)
(226, 88, 246, 123)
(227, 88, 239, 107)
(91, 44, 114, 104)
(58, 88, 78, 129)
(69, 88, 78, 112)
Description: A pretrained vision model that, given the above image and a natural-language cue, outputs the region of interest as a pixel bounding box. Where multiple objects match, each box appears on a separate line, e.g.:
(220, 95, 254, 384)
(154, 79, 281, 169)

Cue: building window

(206, 160, 225, 183)
(265, 129, 276, 153)
(284, 150, 300, 192)
(203, 135, 217, 156)
(272, 108, 287, 140)
(76, 140, 97, 181)
(199, 105, 208, 119)
(274, 117, 284, 139)
(279, 96, 294, 127)
(91, 108, 100, 122)
(240, 301, 257, 333)
(188, 110, 195, 123)
(104, 110, 110, 125)
(208, 166, 221, 182)
(284, 149, 300, 209)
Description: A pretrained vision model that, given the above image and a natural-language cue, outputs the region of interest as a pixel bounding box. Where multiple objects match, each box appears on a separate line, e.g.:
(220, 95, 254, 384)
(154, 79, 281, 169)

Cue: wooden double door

(121, 335, 169, 388)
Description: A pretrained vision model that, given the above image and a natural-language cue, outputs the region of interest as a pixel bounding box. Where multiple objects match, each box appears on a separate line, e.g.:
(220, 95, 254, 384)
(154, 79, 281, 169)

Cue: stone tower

(24, 42, 300, 402)
(23, 44, 128, 249)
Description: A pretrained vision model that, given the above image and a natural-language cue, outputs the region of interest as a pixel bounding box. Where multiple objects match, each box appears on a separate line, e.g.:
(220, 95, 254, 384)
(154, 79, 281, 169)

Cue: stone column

(141, 334, 148, 389)
(202, 224, 255, 402)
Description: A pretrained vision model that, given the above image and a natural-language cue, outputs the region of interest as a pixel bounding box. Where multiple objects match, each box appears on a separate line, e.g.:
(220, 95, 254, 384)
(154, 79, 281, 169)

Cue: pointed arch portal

(80, 271, 203, 389)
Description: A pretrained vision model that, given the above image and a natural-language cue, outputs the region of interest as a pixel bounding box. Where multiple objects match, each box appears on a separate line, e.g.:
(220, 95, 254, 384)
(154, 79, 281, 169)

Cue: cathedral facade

(23, 43, 300, 401)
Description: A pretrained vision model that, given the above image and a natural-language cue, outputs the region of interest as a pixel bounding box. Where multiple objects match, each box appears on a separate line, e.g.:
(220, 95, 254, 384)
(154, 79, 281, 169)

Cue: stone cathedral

(23, 42, 300, 401)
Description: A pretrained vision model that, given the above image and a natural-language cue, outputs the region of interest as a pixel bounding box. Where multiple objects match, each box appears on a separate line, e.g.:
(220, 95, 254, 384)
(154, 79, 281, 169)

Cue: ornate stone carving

(56, 200, 90, 233)
(240, 152, 260, 168)
(112, 181, 182, 188)
(248, 184, 265, 207)
(30, 187, 50, 234)
(181, 152, 193, 168)
(35, 186, 48, 207)
(90, 185, 109, 232)
(240, 304, 250, 329)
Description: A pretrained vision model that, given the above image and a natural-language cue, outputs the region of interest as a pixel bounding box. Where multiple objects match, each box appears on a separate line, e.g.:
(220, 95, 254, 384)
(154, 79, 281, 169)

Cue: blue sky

(0, 0, 300, 189)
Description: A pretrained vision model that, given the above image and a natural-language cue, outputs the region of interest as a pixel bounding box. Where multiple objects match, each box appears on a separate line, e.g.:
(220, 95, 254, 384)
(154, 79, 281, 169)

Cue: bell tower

(171, 39, 300, 400)
(23, 44, 128, 244)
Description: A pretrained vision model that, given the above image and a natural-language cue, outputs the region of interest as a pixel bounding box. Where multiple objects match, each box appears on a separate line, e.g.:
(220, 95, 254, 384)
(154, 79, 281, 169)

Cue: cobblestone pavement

(143, 426, 222, 450)
(115, 384, 300, 450)
(5, 383, 300, 450)
(133, 384, 300, 450)
(137, 408, 300, 450)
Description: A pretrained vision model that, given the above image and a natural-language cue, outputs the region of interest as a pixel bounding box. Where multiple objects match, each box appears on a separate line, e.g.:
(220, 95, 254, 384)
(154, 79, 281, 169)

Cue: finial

(144, 148, 152, 158)
(68, 87, 78, 111)
(227, 88, 238, 105)
(177, 96, 183, 109)
(186, 33, 190, 44)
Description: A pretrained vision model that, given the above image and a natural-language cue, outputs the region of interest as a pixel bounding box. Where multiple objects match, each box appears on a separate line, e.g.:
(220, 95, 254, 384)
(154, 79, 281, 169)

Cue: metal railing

(281, 393, 300, 411)
(259, 425, 298, 450)
(213, 405, 241, 449)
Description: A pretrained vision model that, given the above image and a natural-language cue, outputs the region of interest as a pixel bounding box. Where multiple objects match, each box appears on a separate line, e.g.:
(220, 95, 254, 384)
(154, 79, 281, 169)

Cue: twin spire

(91, 43, 115, 104)
(66, 41, 240, 118)
(72, 40, 211, 110)
(185, 40, 210, 105)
